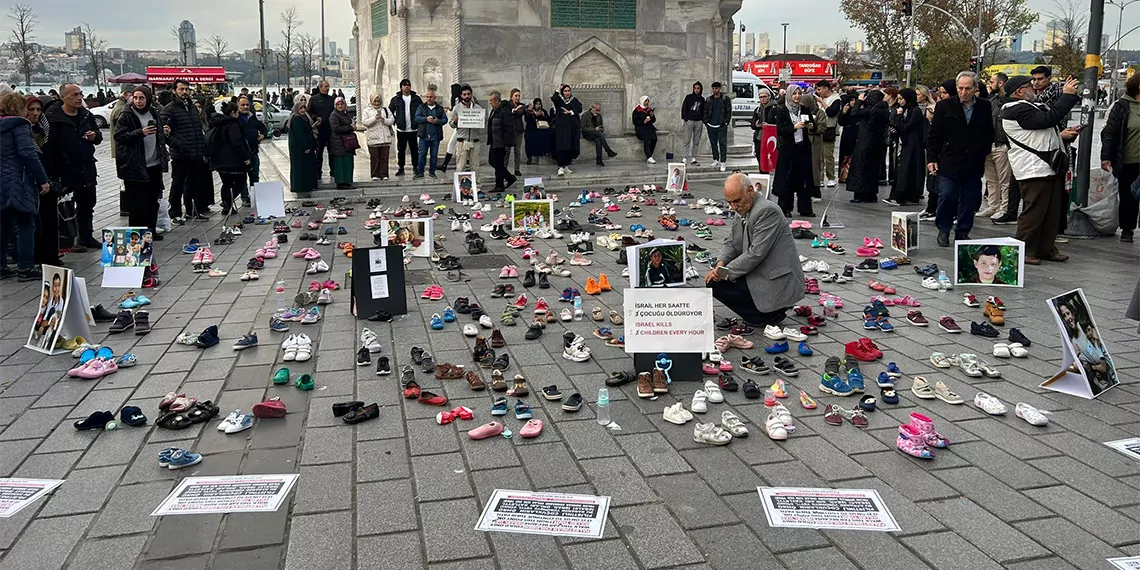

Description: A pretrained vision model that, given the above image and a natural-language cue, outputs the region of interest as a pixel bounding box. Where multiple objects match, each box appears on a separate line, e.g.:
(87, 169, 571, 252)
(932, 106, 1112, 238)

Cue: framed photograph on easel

(1041, 288, 1119, 399)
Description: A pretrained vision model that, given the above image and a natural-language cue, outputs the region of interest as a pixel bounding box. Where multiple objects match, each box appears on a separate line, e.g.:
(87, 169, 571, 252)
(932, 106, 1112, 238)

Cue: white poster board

(25, 265, 90, 355)
(1103, 438, 1140, 462)
(748, 173, 772, 200)
(623, 287, 715, 354)
(1041, 288, 1119, 399)
(511, 200, 554, 231)
(757, 487, 900, 532)
(1108, 556, 1140, 570)
(475, 489, 610, 539)
(382, 217, 433, 258)
(252, 181, 287, 219)
(454, 171, 477, 203)
(665, 162, 686, 192)
(0, 478, 65, 518)
(627, 239, 687, 288)
(151, 474, 299, 516)
(456, 107, 486, 129)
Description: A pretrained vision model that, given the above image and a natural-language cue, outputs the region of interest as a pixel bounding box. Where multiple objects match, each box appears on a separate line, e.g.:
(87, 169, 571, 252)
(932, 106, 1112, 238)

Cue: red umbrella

(108, 72, 147, 84)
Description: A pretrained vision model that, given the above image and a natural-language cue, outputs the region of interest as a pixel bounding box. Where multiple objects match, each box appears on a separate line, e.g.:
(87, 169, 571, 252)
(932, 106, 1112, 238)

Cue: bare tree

(296, 33, 320, 88)
(8, 4, 39, 90)
(82, 23, 108, 90)
(204, 33, 229, 66)
(1046, 0, 1088, 49)
(170, 25, 198, 65)
(278, 7, 302, 86)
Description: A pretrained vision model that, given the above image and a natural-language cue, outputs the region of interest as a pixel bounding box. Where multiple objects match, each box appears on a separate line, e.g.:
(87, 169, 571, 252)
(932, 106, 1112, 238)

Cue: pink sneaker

(261, 248, 277, 259)
(199, 248, 214, 264)
(472, 211, 484, 219)
(871, 238, 884, 248)
(309, 281, 322, 291)
(323, 280, 340, 290)
(191, 249, 204, 264)
(702, 361, 719, 375)
(499, 266, 512, 278)
(508, 266, 519, 278)
(307, 222, 320, 230)
(908, 412, 950, 448)
(718, 360, 733, 372)
(822, 232, 837, 239)
(76, 359, 107, 379)
(468, 421, 505, 440)
(293, 248, 312, 258)
(863, 237, 874, 247)
(897, 424, 935, 458)
(304, 249, 322, 260)
(98, 359, 118, 377)
(856, 247, 879, 257)
(68, 360, 93, 377)
(264, 239, 279, 250)
(519, 419, 544, 438)
(291, 218, 303, 228)
(896, 295, 921, 307)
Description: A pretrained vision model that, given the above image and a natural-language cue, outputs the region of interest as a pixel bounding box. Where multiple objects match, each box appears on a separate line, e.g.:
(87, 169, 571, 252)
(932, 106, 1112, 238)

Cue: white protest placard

(1109, 556, 1140, 570)
(456, 107, 485, 129)
(623, 288, 715, 354)
(475, 489, 610, 539)
(368, 248, 387, 273)
(151, 474, 299, 516)
(370, 274, 390, 299)
(252, 181, 287, 218)
(0, 478, 65, 518)
(757, 487, 900, 532)
(1104, 438, 1140, 462)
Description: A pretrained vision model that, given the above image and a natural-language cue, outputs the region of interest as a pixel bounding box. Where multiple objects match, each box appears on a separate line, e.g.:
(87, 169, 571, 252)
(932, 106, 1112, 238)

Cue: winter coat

(1101, 95, 1140, 173)
(511, 102, 526, 134)
(844, 96, 889, 196)
(388, 91, 424, 132)
(633, 107, 657, 141)
(927, 96, 995, 181)
(114, 106, 170, 182)
(327, 110, 357, 155)
(238, 112, 268, 153)
(362, 105, 395, 146)
(704, 94, 730, 127)
(524, 107, 552, 157)
(414, 103, 447, 142)
(681, 89, 705, 122)
(109, 97, 128, 159)
(288, 113, 318, 193)
(890, 106, 927, 202)
(487, 103, 515, 149)
(308, 92, 336, 141)
(161, 97, 207, 160)
(41, 104, 102, 190)
(750, 102, 776, 141)
(206, 114, 250, 173)
(771, 105, 813, 198)
(0, 116, 48, 214)
(550, 95, 582, 156)
(1001, 94, 1079, 181)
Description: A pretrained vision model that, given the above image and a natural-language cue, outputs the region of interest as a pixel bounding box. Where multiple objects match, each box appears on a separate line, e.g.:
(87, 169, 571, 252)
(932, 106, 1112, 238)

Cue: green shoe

(273, 367, 290, 385)
(295, 373, 314, 391)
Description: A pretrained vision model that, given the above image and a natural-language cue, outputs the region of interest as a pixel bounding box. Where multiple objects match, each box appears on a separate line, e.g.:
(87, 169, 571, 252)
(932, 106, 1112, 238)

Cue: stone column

(451, 0, 462, 83)
(397, 0, 409, 81)
(352, 23, 362, 127)
(724, 18, 735, 147)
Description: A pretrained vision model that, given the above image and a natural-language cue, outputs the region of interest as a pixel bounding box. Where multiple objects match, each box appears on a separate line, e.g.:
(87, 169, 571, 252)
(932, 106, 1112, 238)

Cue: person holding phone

(114, 85, 168, 239)
(770, 86, 816, 217)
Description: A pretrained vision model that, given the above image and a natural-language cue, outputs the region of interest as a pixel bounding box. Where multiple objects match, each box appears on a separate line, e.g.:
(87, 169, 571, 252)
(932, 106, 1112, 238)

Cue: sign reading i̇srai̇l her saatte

(622, 288, 715, 354)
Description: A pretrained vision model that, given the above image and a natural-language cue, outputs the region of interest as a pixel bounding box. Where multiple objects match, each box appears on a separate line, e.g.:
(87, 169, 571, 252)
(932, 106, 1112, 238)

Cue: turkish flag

(760, 124, 779, 173)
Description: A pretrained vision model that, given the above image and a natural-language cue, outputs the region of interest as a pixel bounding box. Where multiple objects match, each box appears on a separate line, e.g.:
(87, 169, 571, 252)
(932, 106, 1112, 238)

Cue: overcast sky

(18, 0, 1140, 54)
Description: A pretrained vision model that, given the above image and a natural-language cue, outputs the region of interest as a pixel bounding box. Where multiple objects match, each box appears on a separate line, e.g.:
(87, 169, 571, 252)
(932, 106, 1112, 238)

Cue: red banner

(761, 124, 779, 172)
(146, 66, 227, 84)
(743, 60, 835, 79)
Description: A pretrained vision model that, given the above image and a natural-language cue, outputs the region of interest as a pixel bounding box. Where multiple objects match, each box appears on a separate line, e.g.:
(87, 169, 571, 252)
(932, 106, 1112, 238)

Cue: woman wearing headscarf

(845, 90, 890, 203)
(362, 93, 395, 181)
(886, 88, 927, 205)
(771, 86, 816, 217)
(921, 83, 950, 217)
(550, 85, 582, 176)
(524, 98, 552, 164)
(115, 86, 169, 235)
(802, 92, 829, 198)
(327, 96, 358, 189)
(287, 98, 318, 193)
(22, 96, 58, 266)
(632, 95, 658, 164)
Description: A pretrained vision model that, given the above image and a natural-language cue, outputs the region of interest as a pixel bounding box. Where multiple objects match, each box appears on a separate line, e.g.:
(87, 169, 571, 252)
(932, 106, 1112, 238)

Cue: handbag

(536, 120, 550, 129)
(823, 126, 837, 143)
(57, 194, 78, 249)
(342, 133, 361, 151)
(838, 157, 851, 183)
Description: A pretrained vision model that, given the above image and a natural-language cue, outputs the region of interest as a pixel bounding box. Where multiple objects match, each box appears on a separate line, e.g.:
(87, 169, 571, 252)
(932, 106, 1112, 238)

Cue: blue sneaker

(879, 259, 898, 270)
(119, 295, 151, 309)
(820, 357, 854, 396)
(863, 317, 879, 330)
(442, 307, 456, 322)
(79, 348, 97, 364)
(167, 449, 203, 470)
(269, 316, 290, 332)
(514, 400, 532, 420)
(233, 333, 259, 350)
(182, 238, 200, 254)
(877, 371, 895, 389)
(430, 313, 445, 330)
(157, 447, 178, 467)
(491, 397, 508, 416)
(886, 362, 903, 378)
(120, 406, 147, 427)
(843, 358, 865, 393)
(764, 341, 789, 354)
(224, 414, 253, 434)
(876, 318, 895, 332)
(117, 353, 137, 367)
(797, 340, 814, 356)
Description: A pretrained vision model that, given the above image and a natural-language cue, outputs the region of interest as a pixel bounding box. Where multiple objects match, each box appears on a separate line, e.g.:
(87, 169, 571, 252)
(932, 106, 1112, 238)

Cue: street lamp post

(320, 0, 327, 79)
(1108, 0, 1139, 105)
(1069, 0, 1108, 237)
(781, 22, 789, 54)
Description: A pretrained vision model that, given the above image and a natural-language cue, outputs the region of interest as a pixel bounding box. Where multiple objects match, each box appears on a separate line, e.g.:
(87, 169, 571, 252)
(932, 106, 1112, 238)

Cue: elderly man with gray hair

(486, 90, 518, 190)
(927, 70, 994, 247)
(704, 173, 804, 327)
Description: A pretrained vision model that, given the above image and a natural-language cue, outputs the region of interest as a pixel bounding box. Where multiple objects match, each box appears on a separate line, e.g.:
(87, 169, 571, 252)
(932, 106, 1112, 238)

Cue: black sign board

(351, 246, 408, 318)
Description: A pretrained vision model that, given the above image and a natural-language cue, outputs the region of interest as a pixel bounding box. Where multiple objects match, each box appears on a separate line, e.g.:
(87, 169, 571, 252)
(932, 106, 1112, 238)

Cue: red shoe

(403, 380, 421, 399)
(418, 391, 448, 406)
(800, 325, 819, 335)
(807, 315, 826, 326)
(857, 337, 885, 359)
(793, 305, 813, 317)
(844, 341, 878, 362)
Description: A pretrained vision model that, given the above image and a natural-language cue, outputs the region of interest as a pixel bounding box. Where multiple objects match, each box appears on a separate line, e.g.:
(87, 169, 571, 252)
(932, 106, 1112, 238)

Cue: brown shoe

(465, 370, 486, 391)
(1025, 257, 1041, 265)
(509, 374, 529, 397)
(1042, 253, 1069, 262)
(652, 368, 669, 393)
(490, 329, 506, 348)
(984, 302, 1005, 326)
(490, 370, 508, 392)
(636, 372, 654, 398)
(434, 363, 465, 380)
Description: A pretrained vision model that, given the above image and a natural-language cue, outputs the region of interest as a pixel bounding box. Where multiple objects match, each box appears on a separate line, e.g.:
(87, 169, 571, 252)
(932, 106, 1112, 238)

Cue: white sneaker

(826, 179, 837, 187)
(802, 260, 819, 272)
(647, 157, 657, 164)
(664, 403, 693, 425)
(564, 167, 573, 174)
(974, 392, 1007, 415)
(720, 411, 749, 437)
(770, 403, 796, 433)
(451, 219, 460, 231)
(217, 410, 242, 431)
(719, 164, 726, 172)
(224, 413, 253, 434)
(361, 328, 382, 353)
(1015, 402, 1050, 425)
(281, 334, 298, 361)
(763, 325, 786, 340)
(562, 344, 591, 362)
(976, 207, 995, 219)
(693, 422, 732, 445)
(764, 414, 789, 440)
(479, 315, 493, 328)
(711, 160, 720, 168)
(317, 288, 333, 305)
(690, 391, 709, 413)
(690, 160, 700, 167)
(462, 221, 473, 233)
(294, 334, 313, 362)
(703, 380, 725, 403)
(706, 349, 724, 362)
(462, 324, 478, 337)
(815, 261, 830, 273)
(781, 327, 808, 342)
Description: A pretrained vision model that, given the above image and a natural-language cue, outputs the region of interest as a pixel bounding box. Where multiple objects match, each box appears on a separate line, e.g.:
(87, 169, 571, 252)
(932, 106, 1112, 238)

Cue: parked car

(212, 98, 282, 135)
(89, 100, 117, 129)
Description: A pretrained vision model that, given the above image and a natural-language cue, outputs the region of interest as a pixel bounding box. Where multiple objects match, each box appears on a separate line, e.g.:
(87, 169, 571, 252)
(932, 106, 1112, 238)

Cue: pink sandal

(897, 424, 935, 459)
(856, 247, 879, 257)
(895, 295, 921, 307)
(822, 232, 837, 239)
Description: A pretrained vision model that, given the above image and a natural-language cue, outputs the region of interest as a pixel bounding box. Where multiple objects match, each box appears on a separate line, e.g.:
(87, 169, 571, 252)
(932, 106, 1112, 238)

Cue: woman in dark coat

(0, 93, 49, 281)
(114, 86, 169, 234)
(886, 88, 927, 205)
(524, 98, 552, 164)
(550, 85, 582, 176)
(327, 97, 357, 189)
(207, 101, 251, 214)
(771, 86, 816, 217)
(836, 90, 860, 183)
(845, 90, 889, 203)
(632, 95, 658, 163)
(287, 99, 318, 194)
(25, 96, 60, 267)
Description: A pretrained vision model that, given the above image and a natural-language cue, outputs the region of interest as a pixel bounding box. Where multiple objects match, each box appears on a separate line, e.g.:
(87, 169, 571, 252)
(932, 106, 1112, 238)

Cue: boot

(438, 153, 452, 173)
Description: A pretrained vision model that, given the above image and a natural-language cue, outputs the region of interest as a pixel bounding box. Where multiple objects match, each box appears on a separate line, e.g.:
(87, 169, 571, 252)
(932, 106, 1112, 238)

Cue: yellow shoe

(60, 335, 88, 351)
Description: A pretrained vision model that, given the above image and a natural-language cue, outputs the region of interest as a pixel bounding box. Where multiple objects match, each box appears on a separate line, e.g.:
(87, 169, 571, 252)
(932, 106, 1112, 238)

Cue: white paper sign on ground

(623, 287, 715, 354)
(1109, 556, 1140, 570)
(151, 474, 299, 516)
(0, 478, 65, 518)
(757, 486, 901, 532)
(1104, 438, 1140, 462)
(368, 248, 387, 273)
(252, 181, 286, 219)
(475, 489, 610, 539)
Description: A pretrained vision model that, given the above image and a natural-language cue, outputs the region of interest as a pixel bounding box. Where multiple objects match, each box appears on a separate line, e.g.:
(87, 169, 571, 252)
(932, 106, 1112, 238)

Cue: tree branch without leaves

(205, 33, 229, 66)
(82, 23, 108, 90)
(296, 33, 319, 87)
(279, 6, 302, 85)
(8, 3, 39, 89)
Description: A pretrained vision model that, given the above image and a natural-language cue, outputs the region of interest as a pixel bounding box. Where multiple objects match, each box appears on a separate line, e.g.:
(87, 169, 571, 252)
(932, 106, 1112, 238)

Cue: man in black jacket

(161, 79, 209, 222)
(237, 95, 268, 205)
(704, 82, 730, 171)
(388, 79, 423, 176)
(308, 80, 336, 179)
(927, 71, 994, 246)
(681, 81, 704, 165)
(486, 91, 517, 191)
(42, 83, 103, 250)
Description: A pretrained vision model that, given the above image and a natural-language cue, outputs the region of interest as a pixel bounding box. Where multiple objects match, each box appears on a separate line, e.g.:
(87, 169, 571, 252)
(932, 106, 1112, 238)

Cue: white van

(731, 70, 775, 127)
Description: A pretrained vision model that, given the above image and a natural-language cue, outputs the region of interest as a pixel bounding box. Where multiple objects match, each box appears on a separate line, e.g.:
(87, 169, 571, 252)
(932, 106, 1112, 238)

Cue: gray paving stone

(0, 395, 36, 426)
(562, 539, 641, 570)
(921, 497, 1049, 562)
(1037, 431, 1140, 478)
(950, 440, 1058, 490)
(420, 498, 492, 563)
(89, 480, 176, 537)
(1014, 517, 1128, 570)
(250, 410, 307, 449)
(428, 559, 497, 570)
(851, 450, 959, 502)
(293, 462, 352, 514)
(647, 472, 738, 529)
(676, 446, 764, 495)
(75, 425, 150, 469)
(901, 531, 1004, 570)
(456, 423, 523, 471)
(610, 503, 704, 568)
(357, 532, 423, 569)
(0, 513, 94, 570)
(614, 432, 693, 477)
(0, 439, 40, 476)
(299, 425, 354, 465)
(579, 456, 658, 506)
(1003, 558, 1081, 570)
(932, 466, 1054, 522)
(488, 532, 570, 570)
(283, 511, 353, 570)
(146, 514, 223, 559)
(12, 450, 81, 479)
(212, 546, 284, 570)
(0, 405, 70, 440)
(218, 508, 291, 550)
(778, 547, 860, 570)
(31, 379, 94, 409)
(357, 479, 419, 535)
(357, 438, 412, 481)
(515, 440, 587, 489)
(66, 535, 148, 570)
(823, 529, 932, 570)
(955, 418, 1063, 460)
(688, 523, 781, 570)
(842, 477, 946, 535)
(40, 464, 126, 516)
(1028, 455, 1138, 507)
(406, 416, 460, 455)
(412, 452, 476, 501)
(1023, 485, 1139, 546)
(781, 435, 872, 482)
(557, 418, 625, 459)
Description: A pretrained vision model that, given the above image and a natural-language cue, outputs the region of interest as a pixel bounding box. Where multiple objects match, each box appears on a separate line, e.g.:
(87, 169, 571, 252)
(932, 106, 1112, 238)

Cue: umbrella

(108, 72, 147, 84)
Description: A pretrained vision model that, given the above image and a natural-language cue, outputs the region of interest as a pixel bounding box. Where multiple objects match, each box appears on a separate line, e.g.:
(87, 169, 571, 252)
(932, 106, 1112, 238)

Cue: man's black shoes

(937, 232, 950, 247)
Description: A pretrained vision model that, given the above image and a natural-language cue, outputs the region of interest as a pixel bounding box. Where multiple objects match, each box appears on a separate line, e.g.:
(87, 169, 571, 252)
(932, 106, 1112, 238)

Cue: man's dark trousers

(395, 131, 418, 173)
(935, 175, 982, 238)
(709, 279, 787, 326)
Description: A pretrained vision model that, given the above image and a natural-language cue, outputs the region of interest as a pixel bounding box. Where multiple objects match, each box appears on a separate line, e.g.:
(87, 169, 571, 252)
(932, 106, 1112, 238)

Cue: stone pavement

(1, 139, 1139, 570)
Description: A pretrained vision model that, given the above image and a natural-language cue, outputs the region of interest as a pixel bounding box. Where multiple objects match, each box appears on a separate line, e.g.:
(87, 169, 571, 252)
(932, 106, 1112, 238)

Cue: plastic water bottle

(275, 281, 286, 313)
(824, 298, 837, 319)
(573, 295, 583, 321)
(596, 387, 611, 425)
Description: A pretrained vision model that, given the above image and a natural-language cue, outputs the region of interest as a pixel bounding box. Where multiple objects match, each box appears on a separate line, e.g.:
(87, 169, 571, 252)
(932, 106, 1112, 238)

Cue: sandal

(490, 370, 508, 392)
(929, 352, 956, 368)
(592, 307, 604, 321)
(934, 381, 964, 404)
(609, 310, 624, 325)
(910, 376, 936, 399)
(155, 411, 195, 430)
